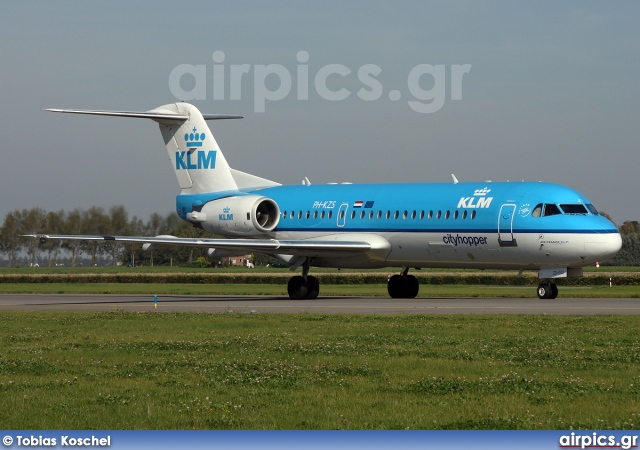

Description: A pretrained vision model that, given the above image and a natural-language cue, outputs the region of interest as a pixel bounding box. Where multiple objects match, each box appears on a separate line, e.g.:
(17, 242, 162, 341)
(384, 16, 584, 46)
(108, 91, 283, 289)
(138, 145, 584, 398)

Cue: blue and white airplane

(34, 102, 622, 300)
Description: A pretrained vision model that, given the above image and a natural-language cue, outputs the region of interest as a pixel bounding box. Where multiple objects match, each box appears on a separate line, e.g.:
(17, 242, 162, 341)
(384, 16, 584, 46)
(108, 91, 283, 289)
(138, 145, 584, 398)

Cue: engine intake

(197, 195, 280, 236)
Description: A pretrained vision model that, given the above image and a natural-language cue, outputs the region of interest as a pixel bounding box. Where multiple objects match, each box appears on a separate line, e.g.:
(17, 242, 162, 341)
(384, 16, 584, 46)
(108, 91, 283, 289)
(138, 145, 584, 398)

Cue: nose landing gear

(537, 282, 558, 299)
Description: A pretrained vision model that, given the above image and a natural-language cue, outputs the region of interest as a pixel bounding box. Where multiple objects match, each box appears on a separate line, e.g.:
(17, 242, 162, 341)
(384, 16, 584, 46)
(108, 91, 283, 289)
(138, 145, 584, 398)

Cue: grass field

(1, 311, 639, 429)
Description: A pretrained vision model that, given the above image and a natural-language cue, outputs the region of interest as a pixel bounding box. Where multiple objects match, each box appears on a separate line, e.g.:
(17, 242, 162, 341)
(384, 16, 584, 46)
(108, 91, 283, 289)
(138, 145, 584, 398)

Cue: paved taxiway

(0, 294, 639, 314)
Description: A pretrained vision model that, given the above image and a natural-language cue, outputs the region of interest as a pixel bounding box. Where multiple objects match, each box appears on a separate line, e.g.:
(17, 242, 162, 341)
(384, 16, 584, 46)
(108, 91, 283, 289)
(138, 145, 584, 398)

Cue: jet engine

(187, 195, 280, 237)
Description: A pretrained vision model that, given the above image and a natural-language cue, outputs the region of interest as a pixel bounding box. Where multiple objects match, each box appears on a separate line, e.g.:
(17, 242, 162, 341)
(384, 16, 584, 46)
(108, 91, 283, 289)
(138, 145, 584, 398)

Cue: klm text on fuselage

(175, 151, 217, 170)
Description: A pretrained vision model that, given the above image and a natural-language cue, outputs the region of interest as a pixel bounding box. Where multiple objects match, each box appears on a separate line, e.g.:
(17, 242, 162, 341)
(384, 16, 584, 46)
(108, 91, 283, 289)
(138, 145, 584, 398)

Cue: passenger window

(471, 210, 476, 220)
(453, 210, 459, 219)
(428, 210, 433, 219)
(313, 211, 318, 219)
(462, 210, 467, 219)
(351, 211, 356, 219)
(328, 211, 333, 219)
(420, 210, 424, 219)
(386, 211, 390, 219)
(377, 211, 382, 219)
(369, 211, 373, 219)
(436, 211, 441, 219)
(394, 211, 399, 219)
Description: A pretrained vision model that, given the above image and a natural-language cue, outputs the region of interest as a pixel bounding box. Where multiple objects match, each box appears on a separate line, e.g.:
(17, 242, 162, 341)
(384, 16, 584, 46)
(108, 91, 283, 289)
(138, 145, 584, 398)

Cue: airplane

(29, 102, 622, 300)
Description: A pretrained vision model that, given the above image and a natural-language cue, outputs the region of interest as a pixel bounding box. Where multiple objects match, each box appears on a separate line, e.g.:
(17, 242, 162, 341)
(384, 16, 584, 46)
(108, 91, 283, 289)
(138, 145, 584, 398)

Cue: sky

(1, 1, 638, 226)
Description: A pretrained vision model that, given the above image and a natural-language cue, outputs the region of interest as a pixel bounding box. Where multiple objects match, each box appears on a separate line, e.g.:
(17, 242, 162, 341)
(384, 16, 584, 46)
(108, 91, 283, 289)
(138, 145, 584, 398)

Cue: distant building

(221, 254, 254, 268)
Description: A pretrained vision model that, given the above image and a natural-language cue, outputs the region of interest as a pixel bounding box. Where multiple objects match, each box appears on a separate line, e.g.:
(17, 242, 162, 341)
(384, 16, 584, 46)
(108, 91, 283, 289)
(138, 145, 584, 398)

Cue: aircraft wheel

(288, 276, 308, 300)
(306, 276, 320, 300)
(537, 283, 553, 299)
(406, 275, 419, 299)
(388, 275, 405, 298)
(550, 283, 558, 299)
(388, 275, 419, 298)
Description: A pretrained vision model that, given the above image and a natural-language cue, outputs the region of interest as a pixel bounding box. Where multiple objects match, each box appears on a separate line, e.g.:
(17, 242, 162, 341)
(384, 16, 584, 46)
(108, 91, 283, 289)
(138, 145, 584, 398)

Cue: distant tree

(619, 221, 640, 236)
(107, 205, 129, 266)
(42, 210, 65, 267)
(22, 208, 47, 266)
(0, 210, 25, 267)
(62, 209, 84, 267)
(79, 206, 110, 267)
(602, 220, 640, 266)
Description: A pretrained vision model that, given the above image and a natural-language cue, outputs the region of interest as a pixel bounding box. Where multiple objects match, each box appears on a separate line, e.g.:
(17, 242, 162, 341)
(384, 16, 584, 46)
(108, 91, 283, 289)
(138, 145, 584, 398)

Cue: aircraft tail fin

(46, 103, 278, 194)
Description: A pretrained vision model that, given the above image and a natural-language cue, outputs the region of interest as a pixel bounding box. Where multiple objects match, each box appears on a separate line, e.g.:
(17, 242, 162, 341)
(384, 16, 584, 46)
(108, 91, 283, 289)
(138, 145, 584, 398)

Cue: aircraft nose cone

(585, 232, 622, 263)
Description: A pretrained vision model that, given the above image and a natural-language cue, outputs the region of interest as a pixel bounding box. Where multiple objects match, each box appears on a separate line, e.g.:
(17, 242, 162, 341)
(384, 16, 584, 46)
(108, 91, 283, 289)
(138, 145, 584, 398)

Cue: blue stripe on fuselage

(175, 181, 618, 234)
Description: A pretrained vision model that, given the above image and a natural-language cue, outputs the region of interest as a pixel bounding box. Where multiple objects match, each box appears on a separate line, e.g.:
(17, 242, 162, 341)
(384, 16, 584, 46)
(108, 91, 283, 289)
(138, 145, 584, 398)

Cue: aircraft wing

(25, 234, 373, 258)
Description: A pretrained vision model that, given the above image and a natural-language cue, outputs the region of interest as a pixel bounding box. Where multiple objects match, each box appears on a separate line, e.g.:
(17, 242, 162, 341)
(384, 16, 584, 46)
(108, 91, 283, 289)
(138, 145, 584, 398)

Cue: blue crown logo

(184, 127, 206, 148)
(473, 187, 491, 196)
(223, 207, 231, 214)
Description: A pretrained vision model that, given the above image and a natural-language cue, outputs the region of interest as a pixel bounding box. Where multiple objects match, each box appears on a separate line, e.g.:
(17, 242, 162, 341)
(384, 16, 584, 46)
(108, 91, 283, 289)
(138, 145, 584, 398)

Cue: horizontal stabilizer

(45, 109, 243, 123)
(45, 109, 189, 121)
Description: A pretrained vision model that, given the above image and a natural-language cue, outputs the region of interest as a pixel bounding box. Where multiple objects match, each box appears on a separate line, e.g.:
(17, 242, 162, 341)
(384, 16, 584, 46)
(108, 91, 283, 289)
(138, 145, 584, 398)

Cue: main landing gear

(387, 268, 419, 299)
(537, 282, 558, 299)
(287, 259, 319, 300)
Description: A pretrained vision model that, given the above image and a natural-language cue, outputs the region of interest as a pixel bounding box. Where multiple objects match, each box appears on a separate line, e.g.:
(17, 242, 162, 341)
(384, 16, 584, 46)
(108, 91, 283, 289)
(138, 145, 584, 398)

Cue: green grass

(1, 311, 639, 429)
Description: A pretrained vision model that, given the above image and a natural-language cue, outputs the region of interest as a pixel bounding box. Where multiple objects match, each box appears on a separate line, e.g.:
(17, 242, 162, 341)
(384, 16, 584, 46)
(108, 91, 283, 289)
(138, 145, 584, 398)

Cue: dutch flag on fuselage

(353, 200, 375, 208)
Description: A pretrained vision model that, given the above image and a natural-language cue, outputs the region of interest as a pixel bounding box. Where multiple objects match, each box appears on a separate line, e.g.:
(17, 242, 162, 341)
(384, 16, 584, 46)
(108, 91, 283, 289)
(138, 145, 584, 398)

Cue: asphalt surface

(0, 294, 639, 314)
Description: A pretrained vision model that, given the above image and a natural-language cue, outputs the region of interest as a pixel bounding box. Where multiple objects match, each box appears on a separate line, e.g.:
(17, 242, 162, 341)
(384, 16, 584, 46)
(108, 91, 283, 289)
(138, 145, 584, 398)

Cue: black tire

(537, 283, 552, 299)
(388, 274, 419, 298)
(388, 275, 405, 298)
(550, 283, 558, 299)
(406, 275, 419, 298)
(288, 276, 308, 300)
(306, 276, 320, 299)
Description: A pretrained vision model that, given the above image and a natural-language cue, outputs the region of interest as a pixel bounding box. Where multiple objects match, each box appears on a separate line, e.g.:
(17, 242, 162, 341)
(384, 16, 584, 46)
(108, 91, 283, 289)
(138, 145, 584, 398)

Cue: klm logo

(175, 127, 217, 170)
(458, 187, 493, 209)
(219, 206, 233, 221)
(175, 150, 217, 170)
(185, 127, 205, 148)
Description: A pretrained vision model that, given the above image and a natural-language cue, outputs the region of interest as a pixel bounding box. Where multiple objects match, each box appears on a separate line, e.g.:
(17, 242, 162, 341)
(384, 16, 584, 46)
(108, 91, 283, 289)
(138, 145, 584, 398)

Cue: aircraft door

(498, 204, 517, 246)
(337, 203, 349, 228)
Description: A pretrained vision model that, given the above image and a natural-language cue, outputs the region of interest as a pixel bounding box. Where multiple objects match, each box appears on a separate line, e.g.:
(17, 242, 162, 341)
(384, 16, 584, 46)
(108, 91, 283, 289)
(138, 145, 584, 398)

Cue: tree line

(1, 206, 639, 267)
(0, 206, 215, 268)
(605, 220, 640, 266)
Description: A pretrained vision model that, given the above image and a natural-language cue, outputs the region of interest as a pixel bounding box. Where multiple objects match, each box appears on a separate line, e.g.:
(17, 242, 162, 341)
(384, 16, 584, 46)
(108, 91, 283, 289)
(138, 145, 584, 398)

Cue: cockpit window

(532, 202, 597, 218)
(532, 204, 543, 218)
(543, 204, 562, 217)
(560, 204, 589, 215)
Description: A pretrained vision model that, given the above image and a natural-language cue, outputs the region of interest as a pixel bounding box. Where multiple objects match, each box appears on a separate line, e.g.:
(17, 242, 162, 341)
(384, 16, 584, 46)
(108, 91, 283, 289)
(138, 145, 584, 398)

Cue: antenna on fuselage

(451, 174, 459, 184)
